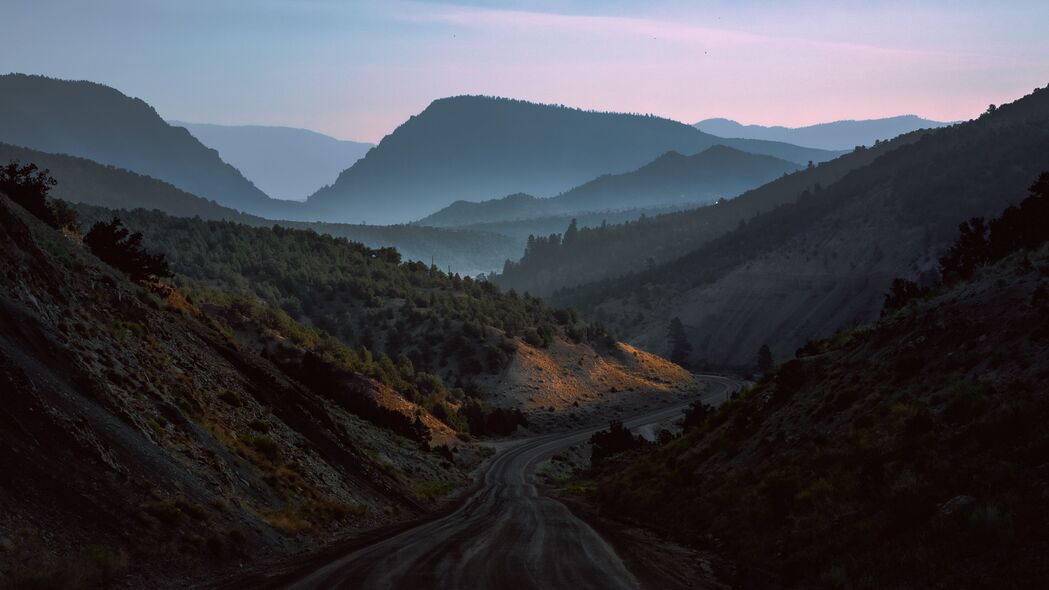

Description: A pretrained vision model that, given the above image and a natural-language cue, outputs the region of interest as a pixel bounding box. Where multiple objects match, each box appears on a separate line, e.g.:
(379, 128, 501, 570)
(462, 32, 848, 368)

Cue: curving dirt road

(287, 375, 741, 590)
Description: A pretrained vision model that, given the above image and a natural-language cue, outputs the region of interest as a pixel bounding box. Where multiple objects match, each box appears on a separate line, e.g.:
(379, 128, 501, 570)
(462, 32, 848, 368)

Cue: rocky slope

(0, 193, 475, 587)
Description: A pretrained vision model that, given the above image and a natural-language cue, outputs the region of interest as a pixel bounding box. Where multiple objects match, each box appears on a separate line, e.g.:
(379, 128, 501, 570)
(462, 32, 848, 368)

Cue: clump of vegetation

(0, 160, 80, 231)
(589, 420, 645, 465)
(1, 530, 129, 590)
(884, 171, 1049, 312)
(84, 217, 172, 283)
(459, 397, 527, 436)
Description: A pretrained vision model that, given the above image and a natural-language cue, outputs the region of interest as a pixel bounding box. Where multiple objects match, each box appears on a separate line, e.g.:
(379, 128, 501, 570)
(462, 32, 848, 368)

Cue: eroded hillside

(0, 193, 476, 587)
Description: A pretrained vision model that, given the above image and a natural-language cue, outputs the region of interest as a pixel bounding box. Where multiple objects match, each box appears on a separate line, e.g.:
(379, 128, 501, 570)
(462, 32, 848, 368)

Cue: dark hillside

(496, 131, 919, 295)
(0, 191, 475, 586)
(579, 238, 1049, 588)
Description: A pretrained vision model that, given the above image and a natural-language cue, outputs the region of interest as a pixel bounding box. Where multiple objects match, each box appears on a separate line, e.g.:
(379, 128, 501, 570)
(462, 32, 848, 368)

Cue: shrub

(590, 420, 644, 464)
(84, 217, 172, 283)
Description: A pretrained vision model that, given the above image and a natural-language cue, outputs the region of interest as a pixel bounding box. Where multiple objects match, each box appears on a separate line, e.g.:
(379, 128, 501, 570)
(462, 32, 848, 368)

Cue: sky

(3, 0, 1048, 142)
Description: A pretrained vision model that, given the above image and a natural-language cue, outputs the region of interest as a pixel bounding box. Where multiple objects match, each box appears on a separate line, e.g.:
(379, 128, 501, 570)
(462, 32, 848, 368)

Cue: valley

(2, 5, 1048, 586)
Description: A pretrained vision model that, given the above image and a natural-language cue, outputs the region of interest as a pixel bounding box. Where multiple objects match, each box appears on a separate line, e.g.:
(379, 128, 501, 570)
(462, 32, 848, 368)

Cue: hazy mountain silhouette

(695, 115, 952, 150)
(306, 96, 840, 224)
(418, 145, 800, 228)
(0, 74, 299, 218)
(172, 122, 373, 201)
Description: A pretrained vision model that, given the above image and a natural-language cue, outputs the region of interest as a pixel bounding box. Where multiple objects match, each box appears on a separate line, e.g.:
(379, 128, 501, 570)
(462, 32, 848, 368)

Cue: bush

(84, 217, 172, 283)
(0, 161, 79, 230)
(590, 420, 644, 464)
(882, 278, 927, 314)
(458, 397, 527, 436)
(680, 400, 712, 431)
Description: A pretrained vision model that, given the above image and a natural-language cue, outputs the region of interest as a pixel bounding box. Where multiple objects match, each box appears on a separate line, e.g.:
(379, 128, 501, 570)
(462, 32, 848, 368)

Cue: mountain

(0, 74, 299, 218)
(417, 146, 801, 228)
(695, 115, 953, 150)
(579, 231, 1049, 587)
(549, 85, 1049, 367)
(172, 122, 373, 201)
(305, 96, 841, 224)
(496, 132, 920, 295)
(0, 142, 519, 275)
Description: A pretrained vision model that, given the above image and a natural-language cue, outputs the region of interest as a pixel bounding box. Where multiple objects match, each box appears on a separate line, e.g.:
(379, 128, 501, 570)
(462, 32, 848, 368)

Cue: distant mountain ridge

(172, 122, 373, 201)
(306, 95, 841, 224)
(695, 115, 953, 150)
(0, 142, 518, 274)
(0, 73, 303, 218)
(418, 145, 801, 228)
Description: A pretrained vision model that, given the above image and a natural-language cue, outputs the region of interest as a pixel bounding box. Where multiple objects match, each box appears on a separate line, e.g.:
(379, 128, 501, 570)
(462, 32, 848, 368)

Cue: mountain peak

(0, 73, 286, 215)
(306, 97, 837, 224)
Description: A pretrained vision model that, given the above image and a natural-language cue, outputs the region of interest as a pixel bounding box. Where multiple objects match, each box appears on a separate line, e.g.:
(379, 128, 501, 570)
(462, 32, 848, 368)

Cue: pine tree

(757, 344, 774, 374)
(666, 317, 692, 365)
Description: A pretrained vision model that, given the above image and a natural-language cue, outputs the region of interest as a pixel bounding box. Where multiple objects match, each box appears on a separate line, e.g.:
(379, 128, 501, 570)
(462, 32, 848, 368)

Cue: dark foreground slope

(306, 96, 839, 224)
(579, 243, 1049, 588)
(549, 85, 1049, 366)
(0, 193, 475, 587)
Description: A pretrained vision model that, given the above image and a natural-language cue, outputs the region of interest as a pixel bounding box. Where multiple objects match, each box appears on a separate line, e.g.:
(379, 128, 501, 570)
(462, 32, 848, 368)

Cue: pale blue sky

(3, 0, 1047, 142)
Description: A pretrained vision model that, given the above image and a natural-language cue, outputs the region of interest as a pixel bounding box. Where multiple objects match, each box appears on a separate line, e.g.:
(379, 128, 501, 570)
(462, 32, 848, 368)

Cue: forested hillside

(305, 95, 839, 224)
(417, 146, 801, 229)
(577, 183, 1049, 587)
(424, 205, 694, 242)
(0, 189, 481, 587)
(496, 132, 920, 296)
(0, 142, 259, 222)
(72, 205, 611, 405)
(550, 85, 1049, 367)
